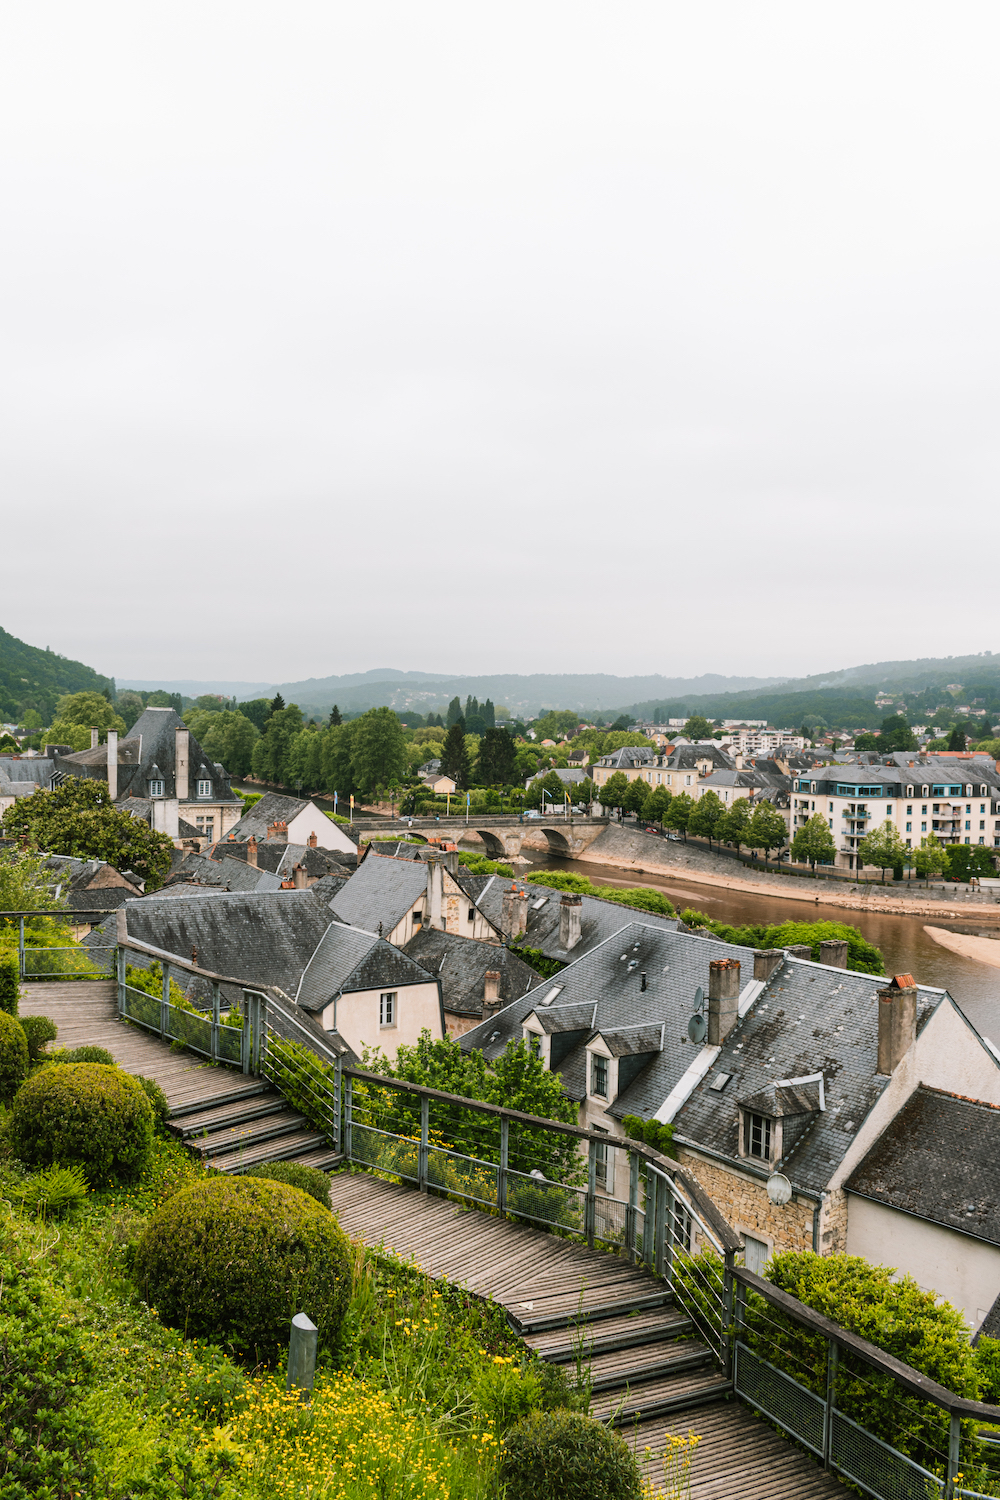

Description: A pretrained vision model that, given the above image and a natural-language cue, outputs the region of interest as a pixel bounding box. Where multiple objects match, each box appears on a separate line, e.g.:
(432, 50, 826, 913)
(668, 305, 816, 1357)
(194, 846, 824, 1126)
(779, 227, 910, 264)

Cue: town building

(401, 926, 543, 1037)
(219, 791, 357, 857)
(330, 847, 501, 947)
(591, 743, 734, 796)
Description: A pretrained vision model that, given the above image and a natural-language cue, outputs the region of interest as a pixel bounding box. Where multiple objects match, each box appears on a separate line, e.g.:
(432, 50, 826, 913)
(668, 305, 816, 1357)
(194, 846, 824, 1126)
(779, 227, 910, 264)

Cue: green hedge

(246, 1159, 331, 1209)
(499, 1409, 642, 1500)
(18, 1014, 58, 1061)
(0, 954, 19, 1016)
(0, 1009, 30, 1103)
(134, 1176, 353, 1362)
(10, 1062, 155, 1185)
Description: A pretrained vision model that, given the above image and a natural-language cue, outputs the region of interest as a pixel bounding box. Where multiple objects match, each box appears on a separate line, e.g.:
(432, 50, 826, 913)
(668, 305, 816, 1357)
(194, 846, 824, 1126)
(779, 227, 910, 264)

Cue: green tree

(948, 726, 966, 751)
(622, 778, 649, 818)
(0, 845, 61, 914)
(791, 813, 838, 869)
(198, 710, 259, 779)
(45, 691, 126, 749)
(944, 844, 998, 883)
(720, 796, 752, 849)
(237, 698, 272, 732)
(747, 802, 787, 860)
(598, 771, 629, 814)
(665, 791, 693, 839)
(115, 690, 145, 731)
(445, 696, 463, 728)
(1, 779, 174, 889)
(683, 715, 714, 741)
(270, 693, 286, 714)
(913, 834, 948, 880)
(644, 784, 672, 826)
(328, 704, 342, 726)
(879, 714, 917, 751)
(688, 790, 726, 846)
(250, 704, 304, 785)
(440, 721, 471, 789)
(350, 707, 407, 792)
(320, 721, 356, 796)
(478, 727, 517, 786)
(857, 820, 908, 880)
(576, 777, 597, 808)
(853, 732, 879, 751)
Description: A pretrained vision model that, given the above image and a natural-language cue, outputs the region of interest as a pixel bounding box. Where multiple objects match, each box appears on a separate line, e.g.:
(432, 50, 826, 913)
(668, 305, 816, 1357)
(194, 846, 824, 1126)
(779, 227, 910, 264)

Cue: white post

(287, 1312, 318, 1400)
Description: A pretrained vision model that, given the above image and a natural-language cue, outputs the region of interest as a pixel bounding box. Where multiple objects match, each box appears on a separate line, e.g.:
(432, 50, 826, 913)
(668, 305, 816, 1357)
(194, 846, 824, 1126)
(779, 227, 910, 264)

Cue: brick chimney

(708, 958, 740, 1045)
(877, 975, 917, 1075)
(559, 892, 582, 951)
(268, 820, 287, 842)
(483, 970, 502, 1016)
(106, 730, 118, 801)
(501, 882, 528, 940)
(247, 835, 258, 868)
(175, 726, 189, 800)
(308, 831, 317, 848)
(819, 939, 848, 969)
(90, 726, 99, 749)
(753, 948, 783, 981)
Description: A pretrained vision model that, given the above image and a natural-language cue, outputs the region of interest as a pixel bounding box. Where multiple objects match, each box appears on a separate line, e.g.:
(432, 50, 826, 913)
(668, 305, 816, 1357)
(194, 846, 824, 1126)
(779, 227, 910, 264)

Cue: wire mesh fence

(21, 943, 115, 980)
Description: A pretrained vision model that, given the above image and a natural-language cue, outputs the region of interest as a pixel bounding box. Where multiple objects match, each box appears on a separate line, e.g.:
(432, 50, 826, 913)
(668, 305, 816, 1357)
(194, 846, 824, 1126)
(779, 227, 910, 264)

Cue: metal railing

(5, 908, 117, 982)
(733, 1266, 1000, 1499)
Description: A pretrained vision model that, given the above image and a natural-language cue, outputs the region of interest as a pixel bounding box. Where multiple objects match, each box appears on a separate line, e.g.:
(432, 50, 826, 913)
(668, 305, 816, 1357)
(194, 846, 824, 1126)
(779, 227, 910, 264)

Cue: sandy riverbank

(924, 926, 1000, 967)
(567, 824, 1000, 924)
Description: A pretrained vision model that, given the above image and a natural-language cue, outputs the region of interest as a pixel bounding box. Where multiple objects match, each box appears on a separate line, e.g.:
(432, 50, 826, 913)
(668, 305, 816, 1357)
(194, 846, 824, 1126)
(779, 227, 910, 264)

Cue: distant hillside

(0, 625, 113, 724)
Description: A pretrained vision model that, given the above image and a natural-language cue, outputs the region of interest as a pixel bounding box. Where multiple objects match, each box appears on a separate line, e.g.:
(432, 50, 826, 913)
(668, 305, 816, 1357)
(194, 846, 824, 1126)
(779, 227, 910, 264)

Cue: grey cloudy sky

(3, 3, 999, 686)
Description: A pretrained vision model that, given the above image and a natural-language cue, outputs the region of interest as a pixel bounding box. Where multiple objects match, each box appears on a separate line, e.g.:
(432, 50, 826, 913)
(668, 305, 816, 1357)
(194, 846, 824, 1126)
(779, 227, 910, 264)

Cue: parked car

(666, 832, 683, 842)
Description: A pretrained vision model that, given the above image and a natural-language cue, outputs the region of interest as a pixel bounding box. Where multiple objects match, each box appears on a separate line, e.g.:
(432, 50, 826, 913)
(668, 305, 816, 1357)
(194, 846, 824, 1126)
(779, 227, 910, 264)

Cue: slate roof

(221, 792, 317, 841)
(402, 928, 542, 1016)
(672, 959, 953, 1195)
(214, 840, 353, 878)
(460, 875, 679, 963)
(845, 1087, 1000, 1247)
(329, 855, 429, 935)
(461, 921, 761, 1106)
(527, 767, 587, 785)
(596, 746, 658, 769)
(308, 871, 352, 905)
(0, 757, 54, 783)
(52, 707, 240, 805)
(164, 852, 283, 893)
(297, 923, 436, 1013)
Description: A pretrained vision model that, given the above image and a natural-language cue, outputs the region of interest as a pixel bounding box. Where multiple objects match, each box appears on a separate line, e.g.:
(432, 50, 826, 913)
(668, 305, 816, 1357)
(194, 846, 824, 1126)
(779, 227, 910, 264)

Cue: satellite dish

(688, 1013, 708, 1044)
(692, 985, 705, 1014)
(767, 1172, 792, 1206)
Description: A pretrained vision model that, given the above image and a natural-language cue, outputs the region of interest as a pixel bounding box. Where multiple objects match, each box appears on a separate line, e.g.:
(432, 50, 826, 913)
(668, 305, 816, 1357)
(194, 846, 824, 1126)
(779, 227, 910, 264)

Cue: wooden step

(169, 1093, 288, 1137)
(186, 1108, 310, 1159)
(526, 1307, 692, 1363)
(586, 1337, 712, 1394)
(511, 1290, 673, 1335)
(592, 1368, 732, 1425)
(207, 1128, 332, 1173)
(167, 1081, 272, 1118)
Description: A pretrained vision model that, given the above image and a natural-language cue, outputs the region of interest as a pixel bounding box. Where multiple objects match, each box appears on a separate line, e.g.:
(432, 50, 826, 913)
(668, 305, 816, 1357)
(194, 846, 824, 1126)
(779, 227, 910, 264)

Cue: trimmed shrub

(19, 1014, 58, 1060)
(621, 1113, 677, 1159)
(134, 1073, 170, 1128)
(499, 1409, 643, 1500)
(0, 954, 19, 1015)
(10, 1063, 154, 1185)
(0, 1009, 30, 1103)
(49, 1044, 117, 1066)
(134, 1176, 353, 1361)
(246, 1159, 331, 1208)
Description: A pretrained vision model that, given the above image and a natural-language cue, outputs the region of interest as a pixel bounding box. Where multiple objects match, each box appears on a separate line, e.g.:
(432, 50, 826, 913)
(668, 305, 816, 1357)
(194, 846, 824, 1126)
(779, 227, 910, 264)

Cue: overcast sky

(3, 3, 999, 686)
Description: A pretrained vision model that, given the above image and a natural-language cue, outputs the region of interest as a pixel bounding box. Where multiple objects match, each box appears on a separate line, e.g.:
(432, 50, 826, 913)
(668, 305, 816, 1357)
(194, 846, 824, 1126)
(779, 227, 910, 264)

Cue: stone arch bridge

(351, 815, 610, 860)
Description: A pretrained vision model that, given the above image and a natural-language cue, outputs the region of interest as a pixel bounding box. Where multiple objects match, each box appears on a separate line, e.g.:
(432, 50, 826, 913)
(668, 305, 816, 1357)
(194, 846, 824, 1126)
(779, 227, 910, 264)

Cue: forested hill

(0, 625, 113, 725)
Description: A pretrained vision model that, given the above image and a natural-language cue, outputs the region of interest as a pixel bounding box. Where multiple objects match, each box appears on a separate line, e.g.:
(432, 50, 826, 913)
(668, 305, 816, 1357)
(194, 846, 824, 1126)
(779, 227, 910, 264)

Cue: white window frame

(196, 779, 213, 798)
(744, 1111, 772, 1161)
(594, 1125, 609, 1185)
(148, 779, 164, 797)
(379, 992, 397, 1028)
(591, 1052, 609, 1099)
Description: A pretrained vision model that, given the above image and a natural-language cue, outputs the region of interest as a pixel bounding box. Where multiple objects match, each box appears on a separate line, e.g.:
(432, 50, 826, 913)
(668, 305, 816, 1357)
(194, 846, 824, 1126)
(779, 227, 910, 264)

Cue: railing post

(823, 1336, 838, 1471)
(344, 1074, 353, 1161)
(585, 1138, 597, 1249)
(210, 981, 220, 1063)
(161, 961, 170, 1039)
(732, 1279, 746, 1395)
(18, 916, 24, 980)
(498, 1116, 509, 1215)
(722, 1248, 736, 1379)
(643, 1166, 656, 1270)
(333, 1054, 342, 1153)
(116, 946, 126, 1016)
(252, 992, 264, 1075)
(945, 1410, 961, 1500)
(241, 990, 250, 1074)
(418, 1095, 429, 1193)
(626, 1149, 639, 1264)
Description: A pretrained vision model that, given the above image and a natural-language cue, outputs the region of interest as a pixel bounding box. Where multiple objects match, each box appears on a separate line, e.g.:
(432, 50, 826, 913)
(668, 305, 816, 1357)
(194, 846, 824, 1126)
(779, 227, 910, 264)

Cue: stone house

(219, 791, 357, 857)
(330, 848, 501, 948)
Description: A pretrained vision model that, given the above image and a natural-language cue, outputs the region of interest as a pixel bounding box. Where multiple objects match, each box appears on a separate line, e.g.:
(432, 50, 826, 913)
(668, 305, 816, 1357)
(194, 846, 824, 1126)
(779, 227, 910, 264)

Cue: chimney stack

(483, 970, 502, 1015)
(308, 831, 317, 848)
(292, 861, 308, 889)
(787, 944, 812, 960)
(247, 835, 258, 868)
(106, 730, 118, 801)
(753, 948, 783, 982)
(877, 976, 918, 1075)
(501, 882, 528, 940)
(425, 856, 444, 930)
(175, 727, 189, 801)
(559, 892, 582, 951)
(90, 726, 99, 749)
(819, 939, 849, 970)
(708, 958, 740, 1045)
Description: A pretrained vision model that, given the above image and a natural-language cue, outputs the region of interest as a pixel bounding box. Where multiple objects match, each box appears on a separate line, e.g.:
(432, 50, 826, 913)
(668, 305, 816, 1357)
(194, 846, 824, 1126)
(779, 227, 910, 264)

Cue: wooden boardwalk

(328, 1173, 847, 1497)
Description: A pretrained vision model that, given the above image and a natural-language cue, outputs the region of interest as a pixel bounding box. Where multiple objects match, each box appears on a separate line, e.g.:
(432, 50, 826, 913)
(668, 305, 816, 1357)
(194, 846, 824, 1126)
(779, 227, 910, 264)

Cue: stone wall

(819, 1187, 848, 1254)
(678, 1147, 815, 1257)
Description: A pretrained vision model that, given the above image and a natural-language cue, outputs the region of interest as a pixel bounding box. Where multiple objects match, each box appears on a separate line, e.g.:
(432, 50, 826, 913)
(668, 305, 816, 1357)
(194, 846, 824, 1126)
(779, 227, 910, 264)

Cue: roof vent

(627, 959, 639, 973)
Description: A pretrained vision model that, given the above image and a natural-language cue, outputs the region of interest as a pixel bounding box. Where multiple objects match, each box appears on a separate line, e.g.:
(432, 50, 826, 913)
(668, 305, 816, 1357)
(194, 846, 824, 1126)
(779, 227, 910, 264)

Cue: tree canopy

(857, 820, 908, 878)
(349, 707, 408, 792)
(439, 721, 471, 789)
(791, 813, 838, 869)
(0, 779, 174, 889)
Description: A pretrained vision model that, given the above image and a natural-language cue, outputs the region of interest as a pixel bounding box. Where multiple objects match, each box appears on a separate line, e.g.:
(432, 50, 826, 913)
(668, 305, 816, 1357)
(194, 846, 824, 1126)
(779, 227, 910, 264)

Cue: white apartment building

(790, 759, 1000, 872)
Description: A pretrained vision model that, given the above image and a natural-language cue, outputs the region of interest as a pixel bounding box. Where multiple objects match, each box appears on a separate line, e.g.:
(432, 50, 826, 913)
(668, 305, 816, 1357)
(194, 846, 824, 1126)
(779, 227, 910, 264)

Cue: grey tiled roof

(461, 922, 761, 1108)
(329, 855, 429, 934)
(461, 876, 679, 963)
(296, 923, 436, 1012)
(672, 959, 952, 1195)
(845, 1087, 1000, 1248)
(223, 792, 328, 842)
(402, 928, 542, 1016)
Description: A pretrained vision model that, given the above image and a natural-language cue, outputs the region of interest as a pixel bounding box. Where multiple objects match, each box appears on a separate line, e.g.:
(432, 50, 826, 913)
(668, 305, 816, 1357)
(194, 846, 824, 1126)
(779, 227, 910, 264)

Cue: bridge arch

(540, 827, 573, 856)
(474, 828, 508, 858)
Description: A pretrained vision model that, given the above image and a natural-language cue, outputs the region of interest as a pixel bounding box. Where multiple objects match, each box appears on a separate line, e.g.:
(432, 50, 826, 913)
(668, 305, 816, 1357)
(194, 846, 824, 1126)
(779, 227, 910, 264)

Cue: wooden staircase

(166, 1084, 341, 1173)
(514, 1292, 730, 1425)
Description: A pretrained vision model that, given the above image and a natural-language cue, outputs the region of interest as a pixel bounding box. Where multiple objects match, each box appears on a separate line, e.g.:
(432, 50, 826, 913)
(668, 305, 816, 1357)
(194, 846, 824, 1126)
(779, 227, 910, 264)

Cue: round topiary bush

(19, 1014, 58, 1061)
(246, 1159, 331, 1208)
(499, 1409, 643, 1500)
(134, 1176, 353, 1361)
(0, 1009, 30, 1104)
(10, 1062, 154, 1185)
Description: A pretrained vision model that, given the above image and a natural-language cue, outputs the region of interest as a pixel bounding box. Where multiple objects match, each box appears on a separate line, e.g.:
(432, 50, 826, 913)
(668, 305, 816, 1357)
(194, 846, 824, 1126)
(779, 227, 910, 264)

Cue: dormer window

(148, 779, 164, 797)
(526, 1031, 541, 1058)
(197, 779, 212, 798)
(591, 1054, 609, 1098)
(744, 1112, 773, 1161)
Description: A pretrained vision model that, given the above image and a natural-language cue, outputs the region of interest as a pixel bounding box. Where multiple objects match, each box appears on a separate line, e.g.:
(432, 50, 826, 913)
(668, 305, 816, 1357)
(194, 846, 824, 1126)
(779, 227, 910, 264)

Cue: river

(514, 849, 1000, 1041)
